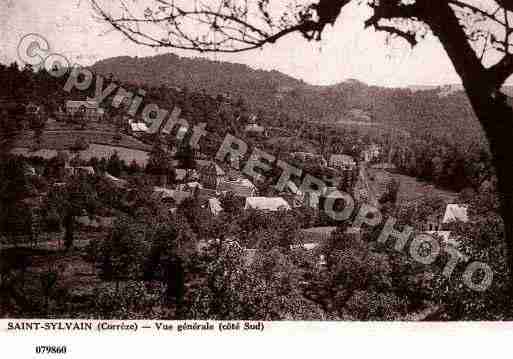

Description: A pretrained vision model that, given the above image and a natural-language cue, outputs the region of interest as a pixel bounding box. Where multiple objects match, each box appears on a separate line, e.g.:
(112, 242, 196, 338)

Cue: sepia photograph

(1, 1, 513, 348)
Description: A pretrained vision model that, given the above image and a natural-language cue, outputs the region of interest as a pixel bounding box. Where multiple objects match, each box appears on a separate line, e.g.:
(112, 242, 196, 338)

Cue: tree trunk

(467, 89, 513, 289)
(423, 0, 513, 292)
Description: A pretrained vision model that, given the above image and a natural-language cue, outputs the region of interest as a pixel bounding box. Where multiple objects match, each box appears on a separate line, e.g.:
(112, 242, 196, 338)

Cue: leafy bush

(93, 281, 164, 319)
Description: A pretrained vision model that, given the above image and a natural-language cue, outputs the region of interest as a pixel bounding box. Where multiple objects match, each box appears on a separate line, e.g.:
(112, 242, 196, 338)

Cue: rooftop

(442, 204, 469, 223)
(244, 197, 291, 211)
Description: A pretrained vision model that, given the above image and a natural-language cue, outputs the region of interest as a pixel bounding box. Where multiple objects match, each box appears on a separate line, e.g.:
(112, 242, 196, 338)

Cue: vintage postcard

(0, 0, 512, 357)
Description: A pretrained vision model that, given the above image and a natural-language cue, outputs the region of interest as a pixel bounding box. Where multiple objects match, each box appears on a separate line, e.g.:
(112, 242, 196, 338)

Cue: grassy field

(9, 129, 152, 166)
(11, 130, 151, 151)
(368, 168, 458, 204)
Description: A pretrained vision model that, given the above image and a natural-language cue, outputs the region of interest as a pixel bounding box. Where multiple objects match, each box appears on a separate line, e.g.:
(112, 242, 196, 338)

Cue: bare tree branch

(89, 0, 513, 84)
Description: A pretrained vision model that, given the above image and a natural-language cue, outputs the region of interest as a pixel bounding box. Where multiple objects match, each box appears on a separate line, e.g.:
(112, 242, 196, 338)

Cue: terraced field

(9, 130, 152, 166)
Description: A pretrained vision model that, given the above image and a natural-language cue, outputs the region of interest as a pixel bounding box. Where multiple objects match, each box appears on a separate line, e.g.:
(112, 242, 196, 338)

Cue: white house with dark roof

(420, 204, 469, 248)
(443, 204, 469, 224)
(65, 100, 103, 121)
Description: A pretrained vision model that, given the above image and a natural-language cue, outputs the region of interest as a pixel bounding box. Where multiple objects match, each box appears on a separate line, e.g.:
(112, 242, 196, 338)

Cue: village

(1, 97, 470, 250)
(5, 4, 513, 359)
(0, 88, 485, 321)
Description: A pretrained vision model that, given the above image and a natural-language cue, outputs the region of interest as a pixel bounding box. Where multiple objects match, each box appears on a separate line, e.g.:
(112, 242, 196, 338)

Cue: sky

(0, 0, 490, 88)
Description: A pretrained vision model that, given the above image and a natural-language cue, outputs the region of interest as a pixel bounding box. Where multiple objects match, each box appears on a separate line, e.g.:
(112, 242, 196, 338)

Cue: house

(371, 162, 397, 170)
(243, 249, 258, 266)
(201, 238, 258, 266)
(76, 216, 115, 229)
(301, 186, 341, 211)
(329, 154, 356, 169)
(244, 123, 265, 135)
(175, 169, 187, 182)
(197, 160, 226, 189)
(420, 204, 468, 232)
(0, 100, 25, 119)
(208, 198, 223, 216)
(178, 126, 188, 138)
(176, 182, 203, 192)
(175, 168, 199, 182)
(280, 180, 306, 208)
(284, 180, 302, 196)
(153, 187, 191, 206)
(65, 166, 95, 177)
(218, 177, 257, 197)
(362, 144, 381, 163)
(292, 152, 328, 167)
(244, 197, 291, 211)
(425, 230, 454, 244)
(425, 230, 451, 243)
(65, 100, 103, 121)
(294, 226, 361, 251)
(424, 230, 461, 248)
(305, 192, 319, 209)
(129, 120, 149, 135)
(104, 172, 127, 187)
(26, 102, 42, 115)
(197, 188, 218, 201)
(443, 204, 469, 224)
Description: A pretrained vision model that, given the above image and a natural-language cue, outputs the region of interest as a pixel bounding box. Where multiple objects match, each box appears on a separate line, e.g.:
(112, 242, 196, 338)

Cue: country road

(358, 162, 379, 208)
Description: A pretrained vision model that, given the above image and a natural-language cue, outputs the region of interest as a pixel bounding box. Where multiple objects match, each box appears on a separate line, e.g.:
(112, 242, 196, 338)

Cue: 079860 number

(35, 346, 67, 354)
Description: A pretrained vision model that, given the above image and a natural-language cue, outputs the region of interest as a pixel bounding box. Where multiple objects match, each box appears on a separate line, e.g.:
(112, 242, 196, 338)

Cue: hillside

(91, 53, 487, 148)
